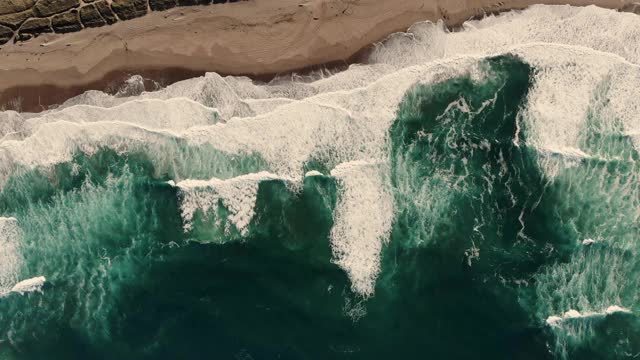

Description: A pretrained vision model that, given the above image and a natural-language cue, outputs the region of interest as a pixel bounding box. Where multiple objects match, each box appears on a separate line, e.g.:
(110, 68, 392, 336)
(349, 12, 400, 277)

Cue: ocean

(0, 5, 639, 359)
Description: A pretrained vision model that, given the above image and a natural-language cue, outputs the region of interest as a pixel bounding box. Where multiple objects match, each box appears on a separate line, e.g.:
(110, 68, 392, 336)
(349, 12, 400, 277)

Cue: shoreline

(0, 43, 372, 113)
(0, 0, 637, 112)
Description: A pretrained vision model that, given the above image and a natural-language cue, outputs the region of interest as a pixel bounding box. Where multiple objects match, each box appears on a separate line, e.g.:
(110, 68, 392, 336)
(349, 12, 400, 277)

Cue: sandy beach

(0, 0, 637, 111)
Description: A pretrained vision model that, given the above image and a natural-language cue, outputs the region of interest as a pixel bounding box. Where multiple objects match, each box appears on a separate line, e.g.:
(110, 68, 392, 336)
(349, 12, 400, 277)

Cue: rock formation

(0, 0, 244, 46)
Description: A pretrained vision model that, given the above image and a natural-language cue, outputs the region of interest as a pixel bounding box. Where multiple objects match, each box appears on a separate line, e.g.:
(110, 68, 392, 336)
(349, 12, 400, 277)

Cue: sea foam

(0, 217, 22, 296)
(9, 276, 46, 295)
(330, 161, 394, 297)
(175, 172, 291, 236)
(546, 306, 633, 327)
(1, 5, 639, 300)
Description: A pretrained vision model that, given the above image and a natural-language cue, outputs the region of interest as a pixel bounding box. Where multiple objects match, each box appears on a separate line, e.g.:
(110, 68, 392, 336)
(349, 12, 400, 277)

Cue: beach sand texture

(0, 0, 638, 110)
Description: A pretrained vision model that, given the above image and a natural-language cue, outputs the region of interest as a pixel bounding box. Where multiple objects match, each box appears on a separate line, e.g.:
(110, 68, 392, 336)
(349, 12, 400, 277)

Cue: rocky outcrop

(0, 0, 246, 45)
(0, 24, 13, 45)
(33, 0, 80, 18)
(17, 17, 51, 41)
(51, 9, 82, 33)
(95, 1, 118, 25)
(110, 0, 148, 20)
(79, 5, 106, 28)
(0, 9, 33, 29)
(177, 0, 211, 6)
(150, 0, 178, 11)
(0, 0, 36, 16)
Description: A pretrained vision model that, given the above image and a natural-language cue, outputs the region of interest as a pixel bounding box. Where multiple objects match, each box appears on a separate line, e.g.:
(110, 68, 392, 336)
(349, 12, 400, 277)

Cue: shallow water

(1, 5, 639, 359)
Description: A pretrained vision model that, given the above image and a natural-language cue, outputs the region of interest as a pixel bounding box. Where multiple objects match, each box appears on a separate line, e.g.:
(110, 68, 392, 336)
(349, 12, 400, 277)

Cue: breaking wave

(0, 5, 639, 359)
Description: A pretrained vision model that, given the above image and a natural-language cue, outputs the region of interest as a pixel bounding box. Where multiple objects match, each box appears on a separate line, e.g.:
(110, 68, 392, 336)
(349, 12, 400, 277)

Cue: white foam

(1, 5, 639, 297)
(371, 5, 640, 67)
(4, 45, 631, 186)
(546, 315, 563, 327)
(24, 98, 221, 134)
(546, 306, 633, 327)
(56, 72, 255, 120)
(0, 110, 25, 140)
(9, 276, 46, 295)
(0, 121, 180, 176)
(605, 305, 632, 314)
(368, 5, 640, 173)
(0, 217, 22, 296)
(114, 75, 149, 97)
(305, 170, 324, 177)
(329, 161, 394, 297)
(174, 172, 291, 235)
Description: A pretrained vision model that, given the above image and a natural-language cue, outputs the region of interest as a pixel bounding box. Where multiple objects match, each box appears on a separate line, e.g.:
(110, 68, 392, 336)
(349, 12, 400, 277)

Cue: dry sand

(0, 0, 636, 111)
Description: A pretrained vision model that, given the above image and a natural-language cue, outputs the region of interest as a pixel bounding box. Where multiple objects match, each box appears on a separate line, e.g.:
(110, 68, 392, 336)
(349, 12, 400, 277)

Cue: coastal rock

(0, 9, 33, 30)
(111, 0, 148, 20)
(0, 24, 13, 45)
(177, 0, 211, 5)
(150, 0, 177, 11)
(0, 0, 36, 16)
(80, 5, 106, 28)
(95, 1, 118, 25)
(17, 17, 51, 41)
(33, 0, 80, 17)
(52, 9, 82, 33)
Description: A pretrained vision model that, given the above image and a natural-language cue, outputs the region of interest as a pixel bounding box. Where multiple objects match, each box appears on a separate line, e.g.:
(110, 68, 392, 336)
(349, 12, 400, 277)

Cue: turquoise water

(2, 5, 640, 357)
(0, 55, 637, 359)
